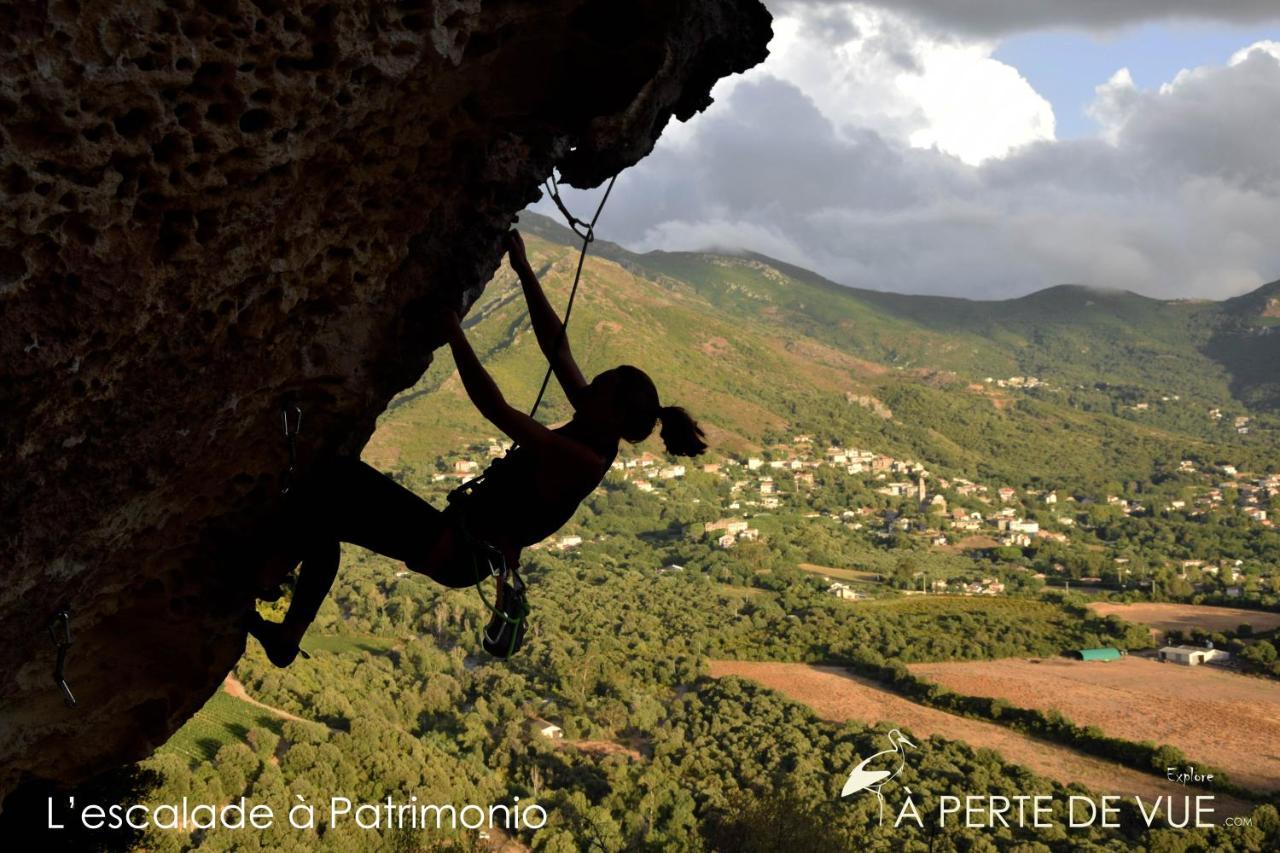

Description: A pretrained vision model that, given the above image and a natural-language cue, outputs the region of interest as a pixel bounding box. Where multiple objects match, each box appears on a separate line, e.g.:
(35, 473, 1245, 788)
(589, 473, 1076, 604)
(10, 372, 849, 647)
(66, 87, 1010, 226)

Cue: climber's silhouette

(248, 229, 707, 666)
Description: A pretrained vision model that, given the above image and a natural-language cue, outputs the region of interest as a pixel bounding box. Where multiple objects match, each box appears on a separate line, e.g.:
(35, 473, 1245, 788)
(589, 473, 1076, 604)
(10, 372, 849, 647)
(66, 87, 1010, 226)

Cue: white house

(528, 718, 564, 739)
(827, 582, 862, 601)
(1158, 645, 1231, 666)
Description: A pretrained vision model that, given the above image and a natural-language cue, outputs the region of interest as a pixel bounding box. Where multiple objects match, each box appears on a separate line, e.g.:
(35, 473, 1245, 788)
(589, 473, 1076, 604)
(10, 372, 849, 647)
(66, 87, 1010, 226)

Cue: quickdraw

(280, 397, 303, 495)
(526, 172, 617, 420)
(48, 607, 76, 709)
(446, 495, 529, 659)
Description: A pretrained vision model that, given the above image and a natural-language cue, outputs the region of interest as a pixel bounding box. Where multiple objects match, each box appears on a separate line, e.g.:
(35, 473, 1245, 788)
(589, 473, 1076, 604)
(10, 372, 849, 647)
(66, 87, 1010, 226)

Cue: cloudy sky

(536, 1, 1280, 300)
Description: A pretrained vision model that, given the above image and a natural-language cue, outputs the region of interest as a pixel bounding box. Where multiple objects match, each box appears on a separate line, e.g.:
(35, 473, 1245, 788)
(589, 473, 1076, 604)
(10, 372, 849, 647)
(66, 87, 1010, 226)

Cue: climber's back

(449, 424, 616, 551)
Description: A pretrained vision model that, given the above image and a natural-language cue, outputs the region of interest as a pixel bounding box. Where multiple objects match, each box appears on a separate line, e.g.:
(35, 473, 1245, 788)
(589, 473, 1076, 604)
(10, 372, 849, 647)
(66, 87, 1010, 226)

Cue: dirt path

(707, 660, 1254, 817)
(223, 675, 313, 725)
(912, 656, 1280, 792)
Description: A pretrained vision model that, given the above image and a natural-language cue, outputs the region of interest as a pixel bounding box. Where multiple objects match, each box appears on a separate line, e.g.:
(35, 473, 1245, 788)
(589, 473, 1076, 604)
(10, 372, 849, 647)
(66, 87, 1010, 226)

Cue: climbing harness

(447, 501, 530, 659)
(526, 172, 617, 419)
(48, 607, 76, 709)
(279, 397, 303, 495)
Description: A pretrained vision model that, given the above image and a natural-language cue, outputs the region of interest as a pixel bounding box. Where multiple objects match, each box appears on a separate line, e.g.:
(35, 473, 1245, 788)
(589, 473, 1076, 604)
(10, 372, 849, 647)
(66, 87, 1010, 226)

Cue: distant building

(827, 582, 863, 601)
(527, 718, 564, 739)
(705, 518, 750, 536)
(1158, 645, 1231, 666)
(1074, 648, 1125, 662)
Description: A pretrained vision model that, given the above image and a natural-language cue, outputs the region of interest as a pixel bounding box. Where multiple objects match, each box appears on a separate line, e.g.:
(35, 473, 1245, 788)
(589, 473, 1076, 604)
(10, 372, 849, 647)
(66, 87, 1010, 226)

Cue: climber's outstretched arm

(505, 230, 588, 405)
(442, 310, 601, 466)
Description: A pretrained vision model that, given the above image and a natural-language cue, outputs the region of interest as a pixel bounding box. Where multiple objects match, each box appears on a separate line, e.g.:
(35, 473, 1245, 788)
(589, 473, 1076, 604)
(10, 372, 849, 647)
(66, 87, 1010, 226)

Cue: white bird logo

(840, 728, 917, 824)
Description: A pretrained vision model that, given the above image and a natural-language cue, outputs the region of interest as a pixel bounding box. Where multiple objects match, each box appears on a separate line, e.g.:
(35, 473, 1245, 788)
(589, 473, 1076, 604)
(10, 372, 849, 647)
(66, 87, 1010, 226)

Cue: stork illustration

(840, 728, 916, 824)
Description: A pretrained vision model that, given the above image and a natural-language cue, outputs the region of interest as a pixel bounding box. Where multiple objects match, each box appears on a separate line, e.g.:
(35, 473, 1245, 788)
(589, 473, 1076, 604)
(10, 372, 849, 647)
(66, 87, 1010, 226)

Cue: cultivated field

(160, 686, 284, 763)
(706, 660, 1253, 815)
(911, 656, 1280, 792)
(797, 563, 880, 581)
(1088, 602, 1280, 637)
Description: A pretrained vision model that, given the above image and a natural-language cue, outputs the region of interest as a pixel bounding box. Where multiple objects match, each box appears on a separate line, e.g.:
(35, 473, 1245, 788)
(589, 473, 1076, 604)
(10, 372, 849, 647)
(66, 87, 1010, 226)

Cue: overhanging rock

(0, 0, 770, 798)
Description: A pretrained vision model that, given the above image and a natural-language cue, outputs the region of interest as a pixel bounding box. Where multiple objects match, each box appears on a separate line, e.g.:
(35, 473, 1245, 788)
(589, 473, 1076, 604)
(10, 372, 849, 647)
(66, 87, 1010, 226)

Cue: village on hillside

(427, 431, 1280, 605)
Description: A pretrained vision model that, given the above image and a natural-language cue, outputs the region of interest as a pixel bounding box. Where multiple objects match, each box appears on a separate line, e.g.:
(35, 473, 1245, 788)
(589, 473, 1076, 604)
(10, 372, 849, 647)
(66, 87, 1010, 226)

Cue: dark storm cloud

(778, 0, 1280, 36)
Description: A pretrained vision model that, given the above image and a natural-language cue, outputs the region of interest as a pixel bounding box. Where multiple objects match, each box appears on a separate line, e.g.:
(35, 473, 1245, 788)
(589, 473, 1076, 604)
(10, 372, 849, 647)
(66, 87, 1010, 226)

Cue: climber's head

(577, 365, 707, 456)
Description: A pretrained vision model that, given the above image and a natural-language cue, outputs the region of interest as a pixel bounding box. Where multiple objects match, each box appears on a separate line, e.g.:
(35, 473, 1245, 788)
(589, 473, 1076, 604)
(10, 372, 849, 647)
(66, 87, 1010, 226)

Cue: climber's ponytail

(657, 406, 707, 457)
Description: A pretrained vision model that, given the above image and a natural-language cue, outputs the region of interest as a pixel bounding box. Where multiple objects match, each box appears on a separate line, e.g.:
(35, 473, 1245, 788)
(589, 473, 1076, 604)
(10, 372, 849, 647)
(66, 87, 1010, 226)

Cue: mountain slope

(368, 214, 1280, 487)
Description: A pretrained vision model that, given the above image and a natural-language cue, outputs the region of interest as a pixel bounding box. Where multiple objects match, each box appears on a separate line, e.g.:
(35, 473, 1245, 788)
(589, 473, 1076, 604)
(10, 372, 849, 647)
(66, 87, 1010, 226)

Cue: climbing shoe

(246, 612, 311, 668)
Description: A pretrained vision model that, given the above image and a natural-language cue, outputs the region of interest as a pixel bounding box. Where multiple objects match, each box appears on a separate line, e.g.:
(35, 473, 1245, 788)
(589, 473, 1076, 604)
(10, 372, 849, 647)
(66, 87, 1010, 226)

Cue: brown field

(564, 740, 643, 761)
(707, 660, 1253, 815)
(797, 562, 880, 581)
(1088, 602, 1280, 637)
(911, 657, 1280, 792)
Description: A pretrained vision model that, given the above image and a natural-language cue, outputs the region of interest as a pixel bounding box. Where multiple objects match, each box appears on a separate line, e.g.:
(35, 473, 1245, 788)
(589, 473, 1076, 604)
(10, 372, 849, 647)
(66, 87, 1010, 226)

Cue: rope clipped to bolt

(526, 171, 617, 419)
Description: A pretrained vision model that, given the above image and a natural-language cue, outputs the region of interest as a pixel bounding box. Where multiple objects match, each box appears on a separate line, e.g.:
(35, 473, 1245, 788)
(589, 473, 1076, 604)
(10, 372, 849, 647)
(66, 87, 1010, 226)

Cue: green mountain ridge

(529, 211, 1280, 407)
(371, 213, 1279, 490)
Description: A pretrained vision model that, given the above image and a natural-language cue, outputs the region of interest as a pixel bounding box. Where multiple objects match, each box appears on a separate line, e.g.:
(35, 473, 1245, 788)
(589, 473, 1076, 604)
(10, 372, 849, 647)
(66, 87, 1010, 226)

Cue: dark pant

(273, 457, 480, 635)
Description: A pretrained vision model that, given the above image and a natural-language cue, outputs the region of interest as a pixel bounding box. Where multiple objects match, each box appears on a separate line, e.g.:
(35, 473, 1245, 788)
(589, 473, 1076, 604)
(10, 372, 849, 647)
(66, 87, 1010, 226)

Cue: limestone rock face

(0, 0, 769, 797)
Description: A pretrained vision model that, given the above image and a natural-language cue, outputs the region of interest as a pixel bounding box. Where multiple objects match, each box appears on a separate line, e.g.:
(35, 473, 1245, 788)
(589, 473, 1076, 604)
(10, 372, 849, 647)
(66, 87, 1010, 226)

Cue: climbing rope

(48, 607, 76, 709)
(446, 172, 616, 657)
(279, 398, 302, 495)
(526, 171, 618, 419)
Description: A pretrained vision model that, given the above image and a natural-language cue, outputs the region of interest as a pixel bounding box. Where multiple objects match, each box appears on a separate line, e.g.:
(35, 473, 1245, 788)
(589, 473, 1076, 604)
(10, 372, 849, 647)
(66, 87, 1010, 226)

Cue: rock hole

(194, 209, 219, 242)
(67, 217, 98, 246)
(150, 131, 185, 162)
(0, 247, 28, 285)
(113, 107, 155, 138)
(2, 164, 32, 194)
(189, 62, 232, 97)
(205, 102, 233, 124)
(238, 108, 272, 133)
(158, 209, 196, 257)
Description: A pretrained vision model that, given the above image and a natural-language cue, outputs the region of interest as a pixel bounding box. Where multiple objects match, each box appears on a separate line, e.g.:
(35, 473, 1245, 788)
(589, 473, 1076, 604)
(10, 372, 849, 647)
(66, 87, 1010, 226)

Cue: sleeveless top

(448, 432, 616, 551)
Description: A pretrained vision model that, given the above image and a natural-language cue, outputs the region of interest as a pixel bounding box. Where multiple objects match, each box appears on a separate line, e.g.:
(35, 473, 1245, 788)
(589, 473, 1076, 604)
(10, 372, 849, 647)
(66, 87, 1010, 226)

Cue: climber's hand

(504, 230, 529, 269)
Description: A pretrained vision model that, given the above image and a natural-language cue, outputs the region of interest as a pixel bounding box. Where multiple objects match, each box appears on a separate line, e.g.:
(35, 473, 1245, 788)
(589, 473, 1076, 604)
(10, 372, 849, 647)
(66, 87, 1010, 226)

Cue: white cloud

(898, 40, 1055, 163)
(1230, 39, 1280, 65)
(692, 3, 1056, 165)
(536, 9, 1280, 300)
